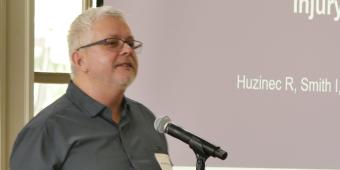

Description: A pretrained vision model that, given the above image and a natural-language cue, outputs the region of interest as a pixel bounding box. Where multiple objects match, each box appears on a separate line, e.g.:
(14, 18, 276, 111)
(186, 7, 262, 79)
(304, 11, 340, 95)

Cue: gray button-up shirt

(10, 82, 169, 170)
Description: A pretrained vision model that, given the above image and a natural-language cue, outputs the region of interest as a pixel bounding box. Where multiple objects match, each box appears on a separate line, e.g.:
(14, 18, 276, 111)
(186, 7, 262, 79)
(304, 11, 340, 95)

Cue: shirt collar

(66, 81, 106, 117)
(66, 81, 130, 118)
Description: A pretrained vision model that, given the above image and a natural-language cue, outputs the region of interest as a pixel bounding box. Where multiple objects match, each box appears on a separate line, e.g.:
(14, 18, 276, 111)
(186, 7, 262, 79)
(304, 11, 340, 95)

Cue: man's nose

(120, 42, 134, 55)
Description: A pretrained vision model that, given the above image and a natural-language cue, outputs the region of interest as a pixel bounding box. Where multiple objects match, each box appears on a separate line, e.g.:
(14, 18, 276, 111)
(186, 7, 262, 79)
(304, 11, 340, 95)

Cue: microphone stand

(188, 136, 209, 170)
(195, 153, 208, 170)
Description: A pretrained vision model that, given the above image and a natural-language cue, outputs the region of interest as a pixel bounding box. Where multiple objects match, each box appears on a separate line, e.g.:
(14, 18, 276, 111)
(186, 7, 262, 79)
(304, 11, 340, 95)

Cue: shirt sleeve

(10, 124, 61, 170)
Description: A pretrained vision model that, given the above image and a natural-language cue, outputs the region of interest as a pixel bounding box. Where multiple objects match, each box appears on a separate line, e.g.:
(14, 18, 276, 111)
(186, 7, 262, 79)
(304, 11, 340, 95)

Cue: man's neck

(72, 78, 125, 111)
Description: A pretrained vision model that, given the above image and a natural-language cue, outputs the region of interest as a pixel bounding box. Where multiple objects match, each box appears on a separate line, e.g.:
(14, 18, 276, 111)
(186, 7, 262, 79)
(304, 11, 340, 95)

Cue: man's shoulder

(125, 97, 144, 107)
(124, 97, 146, 108)
(27, 94, 74, 129)
(125, 97, 156, 118)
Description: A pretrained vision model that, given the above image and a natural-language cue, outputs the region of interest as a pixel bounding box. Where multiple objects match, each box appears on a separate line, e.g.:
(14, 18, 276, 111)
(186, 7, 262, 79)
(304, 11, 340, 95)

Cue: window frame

(0, 0, 7, 169)
(0, 0, 34, 169)
(0, 0, 102, 169)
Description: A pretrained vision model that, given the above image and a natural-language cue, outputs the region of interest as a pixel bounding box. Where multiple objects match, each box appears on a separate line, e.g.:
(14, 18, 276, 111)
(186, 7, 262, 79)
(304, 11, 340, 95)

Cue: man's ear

(71, 51, 88, 73)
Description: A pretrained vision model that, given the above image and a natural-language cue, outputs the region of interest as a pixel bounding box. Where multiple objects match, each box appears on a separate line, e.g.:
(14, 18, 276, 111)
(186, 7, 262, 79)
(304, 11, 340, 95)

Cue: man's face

(81, 16, 138, 90)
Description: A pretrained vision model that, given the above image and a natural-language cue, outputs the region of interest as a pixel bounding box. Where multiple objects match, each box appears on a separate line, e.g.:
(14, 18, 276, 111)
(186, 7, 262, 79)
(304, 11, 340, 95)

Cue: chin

(116, 77, 135, 90)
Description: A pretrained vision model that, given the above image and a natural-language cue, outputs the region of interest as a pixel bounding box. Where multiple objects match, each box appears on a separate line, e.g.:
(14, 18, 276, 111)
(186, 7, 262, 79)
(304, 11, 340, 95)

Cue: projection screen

(105, 0, 340, 169)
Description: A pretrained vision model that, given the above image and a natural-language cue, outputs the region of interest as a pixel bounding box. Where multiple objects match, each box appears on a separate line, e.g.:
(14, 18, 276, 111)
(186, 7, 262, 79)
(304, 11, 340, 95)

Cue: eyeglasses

(76, 37, 143, 51)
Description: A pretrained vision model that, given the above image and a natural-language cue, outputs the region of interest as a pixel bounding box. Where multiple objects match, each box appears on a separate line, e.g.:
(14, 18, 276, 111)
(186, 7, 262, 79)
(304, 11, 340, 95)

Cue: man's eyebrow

(107, 34, 119, 38)
(107, 35, 135, 40)
(123, 36, 135, 40)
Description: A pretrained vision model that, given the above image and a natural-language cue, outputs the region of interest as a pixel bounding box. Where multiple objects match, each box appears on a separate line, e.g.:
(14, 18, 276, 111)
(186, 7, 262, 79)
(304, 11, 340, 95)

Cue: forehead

(91, 16, 132, 39)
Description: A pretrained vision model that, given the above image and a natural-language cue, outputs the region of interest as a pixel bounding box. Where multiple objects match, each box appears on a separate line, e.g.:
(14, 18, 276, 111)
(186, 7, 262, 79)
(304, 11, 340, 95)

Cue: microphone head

(154, 116, 171, 133)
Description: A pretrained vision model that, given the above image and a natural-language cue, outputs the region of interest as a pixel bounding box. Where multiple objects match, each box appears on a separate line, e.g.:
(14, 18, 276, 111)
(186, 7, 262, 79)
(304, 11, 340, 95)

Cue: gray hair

(67, 6, 125, 75)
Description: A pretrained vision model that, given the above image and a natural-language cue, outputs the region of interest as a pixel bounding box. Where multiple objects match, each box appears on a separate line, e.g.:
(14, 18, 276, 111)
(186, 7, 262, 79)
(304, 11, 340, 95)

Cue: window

(34, 0, 103, 114)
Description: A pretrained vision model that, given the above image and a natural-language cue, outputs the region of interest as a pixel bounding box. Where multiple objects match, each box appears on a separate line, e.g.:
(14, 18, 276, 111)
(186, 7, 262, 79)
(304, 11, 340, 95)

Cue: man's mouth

(115, 63, 133, 69)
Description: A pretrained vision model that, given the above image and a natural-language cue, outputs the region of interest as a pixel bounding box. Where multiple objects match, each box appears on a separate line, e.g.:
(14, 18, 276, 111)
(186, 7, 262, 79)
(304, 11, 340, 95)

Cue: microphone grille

(154, 116, 171, 133)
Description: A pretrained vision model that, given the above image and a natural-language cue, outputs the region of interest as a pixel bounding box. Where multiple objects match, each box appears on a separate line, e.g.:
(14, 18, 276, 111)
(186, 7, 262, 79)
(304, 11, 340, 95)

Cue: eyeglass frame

(76, 37, 143, 51)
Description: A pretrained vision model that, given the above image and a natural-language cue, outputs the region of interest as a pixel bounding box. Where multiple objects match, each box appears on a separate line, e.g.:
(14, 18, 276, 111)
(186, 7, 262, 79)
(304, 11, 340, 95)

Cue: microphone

(154, 116, 227, 160)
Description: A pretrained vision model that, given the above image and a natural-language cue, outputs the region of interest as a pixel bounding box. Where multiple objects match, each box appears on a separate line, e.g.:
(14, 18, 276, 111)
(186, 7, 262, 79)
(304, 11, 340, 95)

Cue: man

(10, 6, 170, 170)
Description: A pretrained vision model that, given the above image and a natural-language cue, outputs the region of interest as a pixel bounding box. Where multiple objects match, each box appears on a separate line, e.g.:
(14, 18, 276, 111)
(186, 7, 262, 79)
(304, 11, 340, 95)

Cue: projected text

(294, 0, 340, 21)
(236, 74, 340, 95)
